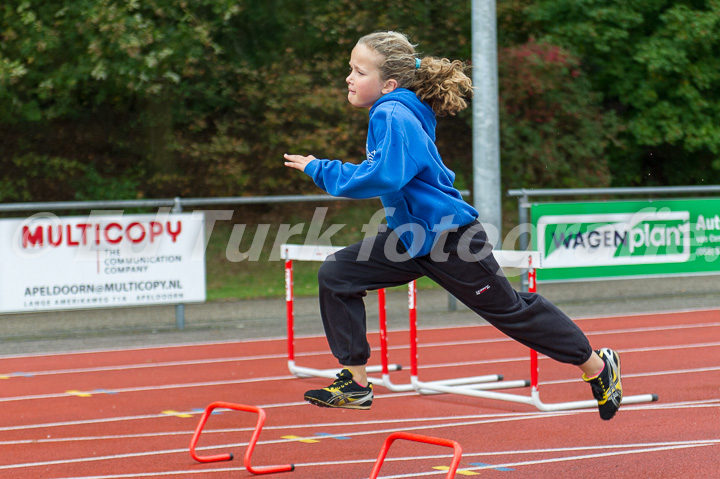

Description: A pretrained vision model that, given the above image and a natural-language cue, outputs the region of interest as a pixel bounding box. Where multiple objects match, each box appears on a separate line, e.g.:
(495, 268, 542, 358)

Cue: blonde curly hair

(357, 31, 473, 117)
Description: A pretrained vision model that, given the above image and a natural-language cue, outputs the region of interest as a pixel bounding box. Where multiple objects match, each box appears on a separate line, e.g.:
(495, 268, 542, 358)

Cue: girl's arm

(284, 107, 421, 198)
(286, 147, 418, 201)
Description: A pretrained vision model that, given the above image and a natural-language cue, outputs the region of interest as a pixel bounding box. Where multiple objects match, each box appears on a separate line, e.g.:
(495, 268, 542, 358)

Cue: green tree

(0, 0, 622, 204)
(1, 0, 249, 199)
(498, 40, 617, 190)
(0, 0, 476, 200)
(529, 0, 720, 185)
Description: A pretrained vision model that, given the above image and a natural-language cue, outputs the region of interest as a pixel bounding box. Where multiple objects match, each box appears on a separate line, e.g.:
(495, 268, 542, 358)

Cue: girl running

(284, 31, 622, 420)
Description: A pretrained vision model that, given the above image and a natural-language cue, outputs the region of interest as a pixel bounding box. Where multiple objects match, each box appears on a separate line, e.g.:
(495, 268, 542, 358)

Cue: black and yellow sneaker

(304, 369, 373, 410)
(583, 348, 623, 420)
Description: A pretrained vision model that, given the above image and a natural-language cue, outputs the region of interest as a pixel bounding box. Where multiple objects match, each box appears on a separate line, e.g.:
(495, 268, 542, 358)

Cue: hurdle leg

(284, 252, 401, 382)
(376, 283, 416, 392)
(408, 280, 522, 396)
(189, 401, 294, 475)
(528, 348, 659, 411)
(525, 259, 658, 411)
(370, 432, 462, 479)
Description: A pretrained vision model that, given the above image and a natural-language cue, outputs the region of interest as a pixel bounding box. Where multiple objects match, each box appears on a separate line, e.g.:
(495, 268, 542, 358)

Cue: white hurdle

(281, 243, 659, 411)
(282, 243, 507, 391)
(408, 252, 658, 410)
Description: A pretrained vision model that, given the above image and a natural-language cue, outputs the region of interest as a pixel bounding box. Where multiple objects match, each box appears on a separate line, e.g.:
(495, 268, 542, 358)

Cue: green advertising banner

(531, 199, 720, 282)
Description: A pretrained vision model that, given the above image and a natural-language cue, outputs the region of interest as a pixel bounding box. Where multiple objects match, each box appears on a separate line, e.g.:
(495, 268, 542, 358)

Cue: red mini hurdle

(189, 401, 294, 475)
(369, 432, 463, 479)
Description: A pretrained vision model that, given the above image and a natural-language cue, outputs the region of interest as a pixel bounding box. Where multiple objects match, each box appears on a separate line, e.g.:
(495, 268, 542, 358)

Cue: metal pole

(518, 192, 529, 292)
(472, 0, 502, 237)
(507, 185, 720, 199)
(172, 196, 186, 330)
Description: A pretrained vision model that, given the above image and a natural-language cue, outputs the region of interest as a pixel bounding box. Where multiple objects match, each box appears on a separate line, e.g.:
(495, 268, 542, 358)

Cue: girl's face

(346, 44, 396, 109)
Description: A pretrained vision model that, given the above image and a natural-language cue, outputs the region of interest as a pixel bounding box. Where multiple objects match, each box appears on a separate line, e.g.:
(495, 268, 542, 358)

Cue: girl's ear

(382, 78, 398, 94)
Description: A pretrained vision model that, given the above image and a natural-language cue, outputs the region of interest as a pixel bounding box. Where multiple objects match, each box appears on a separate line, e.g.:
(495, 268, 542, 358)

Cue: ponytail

(357, 31, 473, 117)
(411, 57, 473, 117)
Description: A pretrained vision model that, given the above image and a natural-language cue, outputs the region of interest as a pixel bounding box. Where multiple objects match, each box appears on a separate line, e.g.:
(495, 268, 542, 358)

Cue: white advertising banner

(0, 211, 206, 313)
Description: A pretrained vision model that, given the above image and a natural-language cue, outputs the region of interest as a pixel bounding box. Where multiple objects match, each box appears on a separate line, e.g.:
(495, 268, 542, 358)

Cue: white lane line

(48, 468, 246, 478)
(0, 400, 557, 434)
(0, 410, 544, 442)
(4, 399, 720, 472)
(2, 350, 719, 409)
(3, 321, 718, 378)
(377, 443, 719, 478)
(0, 373, 296, 405)
(0, 336, 286, 360)
(0, 411, 582, 471)
(7, 395, 714, 438)
(2, 306, 717, 360)
(418, 341, 720, 370)
(540, 364, 720, 387)
(0, 410, 577, 444)
(40, 439, 720, 478)
(3, 334, 718, 387)
(0, 353, 292, 378)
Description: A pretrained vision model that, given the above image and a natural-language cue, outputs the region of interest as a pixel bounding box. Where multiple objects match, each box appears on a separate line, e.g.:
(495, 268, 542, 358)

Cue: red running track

(1, 309, 719, 478)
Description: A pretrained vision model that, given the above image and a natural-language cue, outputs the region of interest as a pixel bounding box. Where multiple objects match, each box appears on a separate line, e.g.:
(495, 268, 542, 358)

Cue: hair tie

(415, 57, 421, 69)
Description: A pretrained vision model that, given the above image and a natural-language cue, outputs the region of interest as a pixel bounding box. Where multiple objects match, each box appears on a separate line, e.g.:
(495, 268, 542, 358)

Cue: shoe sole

(304, 395, 372, 410)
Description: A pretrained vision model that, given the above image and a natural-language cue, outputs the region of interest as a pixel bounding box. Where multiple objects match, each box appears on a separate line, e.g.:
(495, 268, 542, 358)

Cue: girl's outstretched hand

(284, 153, 316, 172)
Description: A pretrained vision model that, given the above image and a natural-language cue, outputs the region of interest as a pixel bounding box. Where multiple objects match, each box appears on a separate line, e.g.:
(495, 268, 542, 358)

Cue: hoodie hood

(370, 88, 437, 142)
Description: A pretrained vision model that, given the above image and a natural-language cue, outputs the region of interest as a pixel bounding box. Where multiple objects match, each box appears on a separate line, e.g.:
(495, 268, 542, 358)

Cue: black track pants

(317, 220, 593, 367)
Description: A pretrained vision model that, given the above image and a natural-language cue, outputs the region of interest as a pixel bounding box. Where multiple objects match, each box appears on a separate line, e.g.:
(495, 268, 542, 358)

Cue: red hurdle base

(370, 432, 463, 479)
(189, 401, 294, 475)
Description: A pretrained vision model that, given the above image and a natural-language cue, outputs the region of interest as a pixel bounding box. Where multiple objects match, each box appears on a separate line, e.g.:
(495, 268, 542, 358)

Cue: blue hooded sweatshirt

(303, 88, 478, 257)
